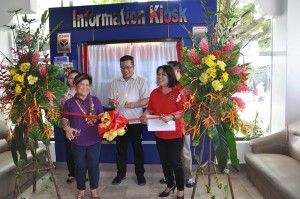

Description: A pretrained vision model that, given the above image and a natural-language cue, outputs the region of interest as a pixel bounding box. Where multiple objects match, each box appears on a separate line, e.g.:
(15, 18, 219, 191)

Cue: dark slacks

(156, 136, 185, 191)
(63, 132, 75, 177)
(71, 141, 101, 190)
(116, 123, 145, 178)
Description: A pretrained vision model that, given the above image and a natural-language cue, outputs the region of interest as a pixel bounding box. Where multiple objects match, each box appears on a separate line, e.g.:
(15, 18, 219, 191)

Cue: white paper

(147, 115, 176, 131)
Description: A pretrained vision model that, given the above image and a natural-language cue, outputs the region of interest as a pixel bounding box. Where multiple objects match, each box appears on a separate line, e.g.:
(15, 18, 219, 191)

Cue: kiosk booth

(49, 0, 216, 164)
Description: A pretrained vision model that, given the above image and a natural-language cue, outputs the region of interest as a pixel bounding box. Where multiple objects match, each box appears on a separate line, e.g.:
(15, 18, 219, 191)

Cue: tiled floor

(14, 163, 263, 199)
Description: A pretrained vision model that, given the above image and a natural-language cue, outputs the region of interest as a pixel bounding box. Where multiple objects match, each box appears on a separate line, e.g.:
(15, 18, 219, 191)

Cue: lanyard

(75, 97, 94, 116)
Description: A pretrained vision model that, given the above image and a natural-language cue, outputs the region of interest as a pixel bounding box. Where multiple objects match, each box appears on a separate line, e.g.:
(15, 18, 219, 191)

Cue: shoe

(112, 175, 125, 185)
(177, 196, 184, 199)
(77, 191, 85, 199)
(66, 175, 75, 184)
(159, 178, 166, 184)
(137, 176, 146, 185)
(185, 178, 194, 188)
(159, 185, 176, 197)
(91, 190, 100, 199)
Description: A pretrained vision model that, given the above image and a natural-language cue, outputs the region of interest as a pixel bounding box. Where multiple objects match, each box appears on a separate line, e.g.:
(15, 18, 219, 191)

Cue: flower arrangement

(180, 0, 252, 174)
(0, 10, 66, 165)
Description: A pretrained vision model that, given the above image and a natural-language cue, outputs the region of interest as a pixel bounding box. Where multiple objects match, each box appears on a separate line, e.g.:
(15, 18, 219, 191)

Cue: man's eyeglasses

(120, 66, 134, 70)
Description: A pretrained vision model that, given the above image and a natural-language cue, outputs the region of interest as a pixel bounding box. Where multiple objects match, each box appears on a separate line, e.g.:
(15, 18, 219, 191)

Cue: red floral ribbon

(60, 110, 184, 142)
(98, 111, 128, 141)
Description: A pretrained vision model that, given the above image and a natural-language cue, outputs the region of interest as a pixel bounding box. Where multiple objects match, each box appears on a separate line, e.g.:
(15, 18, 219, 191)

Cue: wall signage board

(193, 26, 208, 46)
(72, 4, 188, 28)
(57, 33, 71, 53)
(49, 1, 216, 59)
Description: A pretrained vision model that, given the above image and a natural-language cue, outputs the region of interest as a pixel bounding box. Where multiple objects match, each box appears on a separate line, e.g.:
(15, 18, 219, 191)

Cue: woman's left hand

(161, 114, 173, 123)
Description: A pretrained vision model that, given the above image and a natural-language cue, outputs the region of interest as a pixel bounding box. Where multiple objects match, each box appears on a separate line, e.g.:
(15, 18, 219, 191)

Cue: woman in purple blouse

(62, 73, 104, 199)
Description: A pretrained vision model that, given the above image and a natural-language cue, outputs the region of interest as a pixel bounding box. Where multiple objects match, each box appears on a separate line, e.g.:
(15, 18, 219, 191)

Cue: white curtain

(88, 42, 178, 107)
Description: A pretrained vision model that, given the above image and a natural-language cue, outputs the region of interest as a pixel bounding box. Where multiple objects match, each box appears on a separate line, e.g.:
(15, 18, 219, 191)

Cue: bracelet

(172, 115, 176, 121)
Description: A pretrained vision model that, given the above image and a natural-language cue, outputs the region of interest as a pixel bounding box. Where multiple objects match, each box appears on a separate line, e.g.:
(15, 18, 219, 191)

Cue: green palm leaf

(211, 124, 229, 172)
(222, 123, 240, 170)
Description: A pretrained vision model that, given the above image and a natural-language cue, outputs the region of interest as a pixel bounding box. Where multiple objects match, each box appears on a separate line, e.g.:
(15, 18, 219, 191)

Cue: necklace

(75, 97, 95, 122)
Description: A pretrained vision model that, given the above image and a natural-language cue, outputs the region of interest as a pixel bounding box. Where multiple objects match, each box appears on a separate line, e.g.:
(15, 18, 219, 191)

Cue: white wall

(270, 0, 288, 133)
(271, 0, 300, 133)
(0, 30, 12, 63)
(285, 0, 300, 125)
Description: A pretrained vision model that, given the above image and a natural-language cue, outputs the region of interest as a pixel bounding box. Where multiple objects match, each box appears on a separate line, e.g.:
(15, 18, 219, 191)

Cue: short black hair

(67, 70, 80, 86)
(120, 55, 134, 65)
(73, 73, 92, 86)
(156, 65, 178, 88)
(167, 61, 184, 75)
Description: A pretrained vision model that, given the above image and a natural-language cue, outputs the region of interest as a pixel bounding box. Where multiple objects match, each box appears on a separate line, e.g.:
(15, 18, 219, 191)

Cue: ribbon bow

(98, 110, 128, 141)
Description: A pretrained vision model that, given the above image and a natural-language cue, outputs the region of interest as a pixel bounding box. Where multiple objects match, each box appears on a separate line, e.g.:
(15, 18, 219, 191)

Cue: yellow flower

(12, 73, 25, 83)
(19, 62, 31, 72)
(27, 75, 38, 85)
(207, 54, 216, 61)
(10, 68, 17, 76)
(206, 68, 217, 79)
(222, 72, 229, 82)
(199, 73, 209, 83)
(15, 84, 22, 94)
(202, 55, 217, 68)
(217, 60, 226, 71)
(212, 80, 223, 91)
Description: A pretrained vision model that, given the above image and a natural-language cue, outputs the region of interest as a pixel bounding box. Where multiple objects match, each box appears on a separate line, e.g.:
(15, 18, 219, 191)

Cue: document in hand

(147, 115, 176, 131)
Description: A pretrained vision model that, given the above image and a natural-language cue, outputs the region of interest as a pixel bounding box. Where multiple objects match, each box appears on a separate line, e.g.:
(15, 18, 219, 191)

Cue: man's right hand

(111, 99, 119, 108)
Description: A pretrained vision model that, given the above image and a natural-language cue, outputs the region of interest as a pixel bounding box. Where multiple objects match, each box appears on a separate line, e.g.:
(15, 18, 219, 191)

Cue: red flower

(200, 38, 209, 56)
(227, 66, 248, 74)
(39, 65, 47, 77)
(32, 51, 40, 67)
(234, 83, 252, 93)
(19, 52, 31, 62)
(222, 40, 235, 55)
(232, 97, 246, 109)
(188, 49, 201, 65)
(212, 50, 222, 60)
(25, 35, 31, 47)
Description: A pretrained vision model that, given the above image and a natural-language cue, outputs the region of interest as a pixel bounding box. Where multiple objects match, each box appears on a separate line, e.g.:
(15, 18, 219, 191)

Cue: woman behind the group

(142, 65, 185, 199)
(62, 73, 104, 199)
(60, 70, 80, 183)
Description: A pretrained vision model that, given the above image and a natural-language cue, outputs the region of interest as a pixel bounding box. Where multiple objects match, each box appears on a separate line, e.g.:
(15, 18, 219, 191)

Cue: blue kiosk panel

(50, 0, 216, 164)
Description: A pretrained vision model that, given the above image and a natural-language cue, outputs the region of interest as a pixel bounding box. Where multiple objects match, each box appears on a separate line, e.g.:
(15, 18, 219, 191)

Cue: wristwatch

(172, 115, 176, 121)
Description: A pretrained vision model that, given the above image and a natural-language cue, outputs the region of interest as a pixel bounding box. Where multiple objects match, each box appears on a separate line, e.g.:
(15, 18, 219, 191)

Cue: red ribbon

(60, 110, 185, 140)
(60, 110, 184, 122)
(60, 111, 102, 119)
(97, 110, 128, 137)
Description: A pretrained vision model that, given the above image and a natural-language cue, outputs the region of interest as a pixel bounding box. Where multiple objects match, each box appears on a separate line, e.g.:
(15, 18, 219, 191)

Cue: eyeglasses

(120, 66, 134, 70)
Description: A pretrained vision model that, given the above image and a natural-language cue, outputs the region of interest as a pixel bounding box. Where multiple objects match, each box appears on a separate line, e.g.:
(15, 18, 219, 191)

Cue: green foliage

(0, 10, 67, 167)
(181, 0, 257, 198)
(210, 124, 229, 172)
(244, 111, 264, 140)
(223, 123, 239, 169)
(217, 0, 271, 51)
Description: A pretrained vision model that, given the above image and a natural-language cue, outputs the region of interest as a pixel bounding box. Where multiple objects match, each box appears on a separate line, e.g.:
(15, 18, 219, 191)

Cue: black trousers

(116, 123, 145, 178)
(63, 131, 75, 177)
(156, 136, 185, 191)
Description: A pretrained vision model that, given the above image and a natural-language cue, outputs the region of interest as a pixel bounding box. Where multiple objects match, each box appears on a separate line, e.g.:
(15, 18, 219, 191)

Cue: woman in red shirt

(142, 65, 185, 199)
